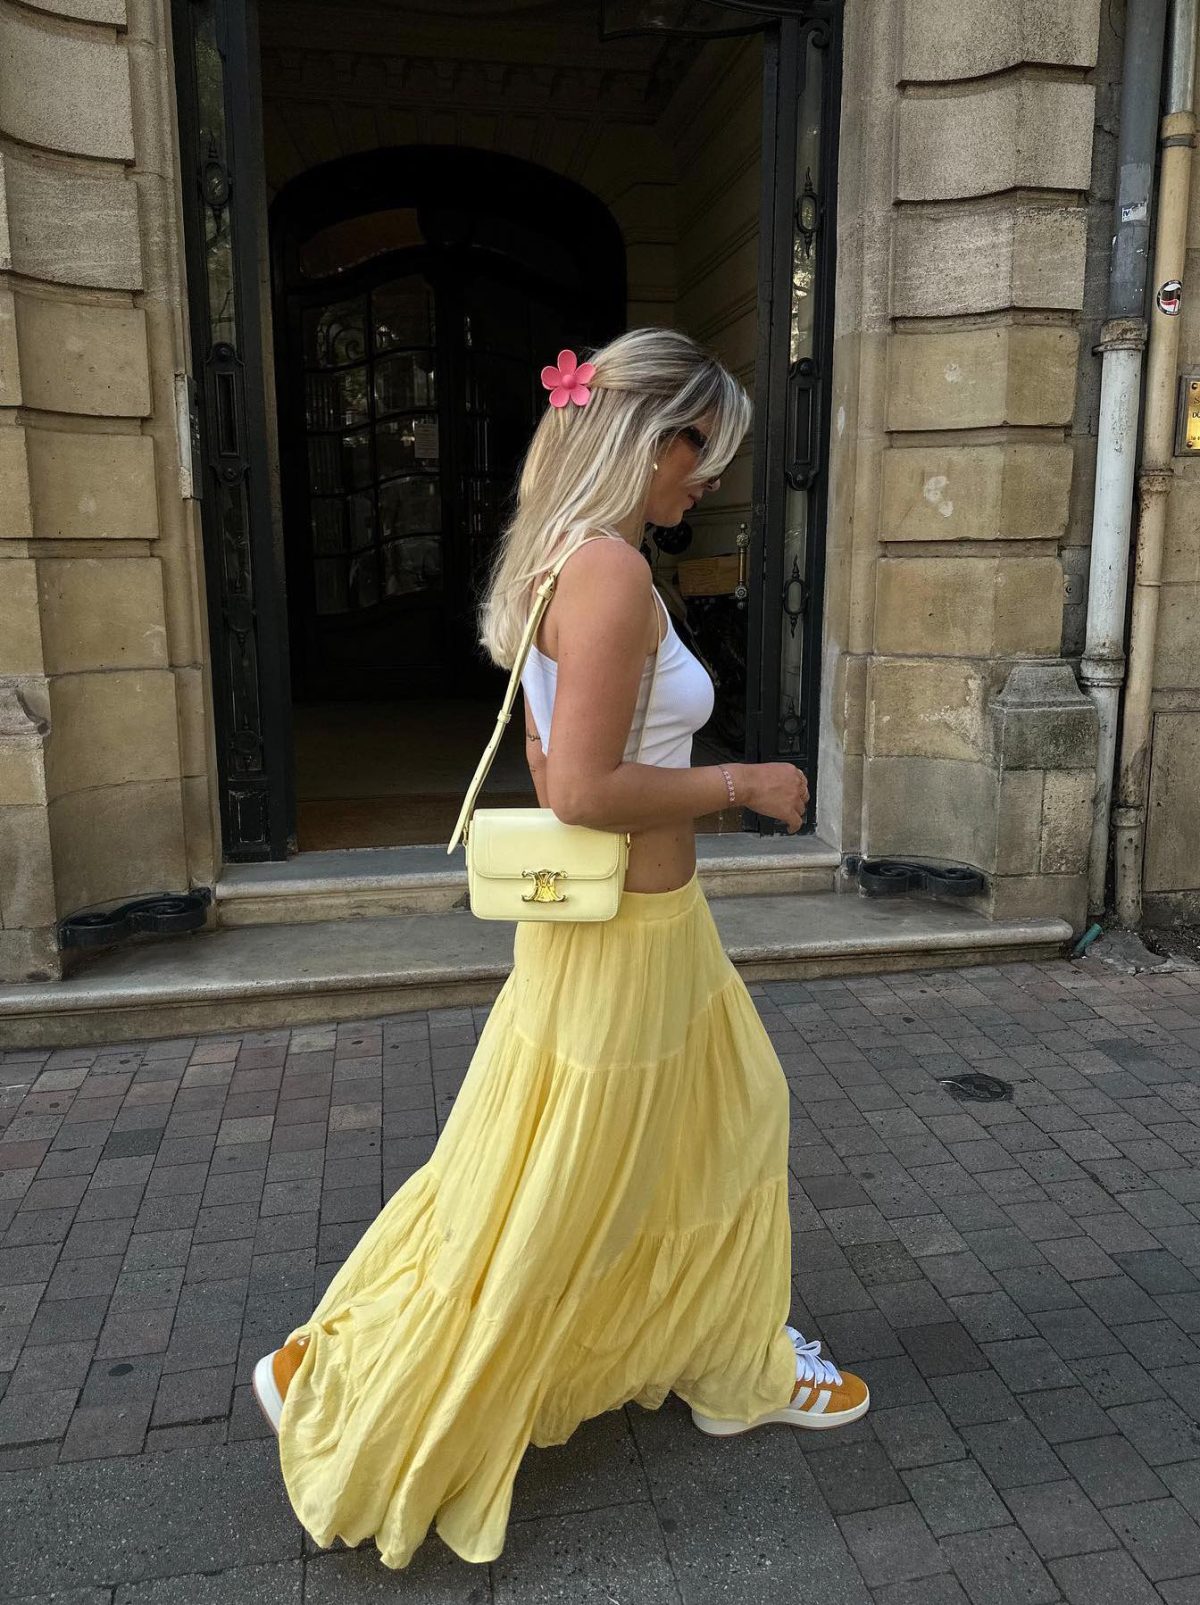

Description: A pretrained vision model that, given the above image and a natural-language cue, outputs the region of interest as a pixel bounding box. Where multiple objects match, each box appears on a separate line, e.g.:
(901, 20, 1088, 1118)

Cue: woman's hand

(733, 763, 810, 833)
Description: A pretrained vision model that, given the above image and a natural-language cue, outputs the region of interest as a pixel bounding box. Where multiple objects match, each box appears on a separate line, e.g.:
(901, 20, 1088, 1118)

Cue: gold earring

(652, 462, 659, 472)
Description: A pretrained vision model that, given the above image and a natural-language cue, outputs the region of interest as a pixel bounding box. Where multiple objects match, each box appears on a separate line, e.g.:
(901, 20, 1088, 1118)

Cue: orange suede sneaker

(692, 1325, 870, 1436)
(252, 1333, 311, 1434)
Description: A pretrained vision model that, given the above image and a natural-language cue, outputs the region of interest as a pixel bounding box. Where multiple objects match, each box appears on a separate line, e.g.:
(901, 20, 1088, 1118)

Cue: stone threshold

(214, 832, 844, 924)
(0, 892, 1071, 1047)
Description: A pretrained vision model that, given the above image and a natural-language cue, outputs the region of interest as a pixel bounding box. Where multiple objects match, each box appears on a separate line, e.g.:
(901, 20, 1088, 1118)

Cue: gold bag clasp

(521, 869, 567, 903)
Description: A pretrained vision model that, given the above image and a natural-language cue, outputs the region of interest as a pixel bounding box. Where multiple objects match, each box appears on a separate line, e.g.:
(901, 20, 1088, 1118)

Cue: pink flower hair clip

(540, 349, 595, 408)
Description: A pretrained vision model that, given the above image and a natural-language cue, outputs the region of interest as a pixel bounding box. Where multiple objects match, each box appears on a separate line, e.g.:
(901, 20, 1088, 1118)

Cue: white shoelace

(785, 1323, 843, 1388)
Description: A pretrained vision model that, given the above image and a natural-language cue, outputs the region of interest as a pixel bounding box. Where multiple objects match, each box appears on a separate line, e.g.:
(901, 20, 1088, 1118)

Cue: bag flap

(471, 808, 624, 880)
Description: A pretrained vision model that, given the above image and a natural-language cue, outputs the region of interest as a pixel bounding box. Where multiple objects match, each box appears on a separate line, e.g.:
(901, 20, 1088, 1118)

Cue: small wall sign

(1175, 375, 1200, 454)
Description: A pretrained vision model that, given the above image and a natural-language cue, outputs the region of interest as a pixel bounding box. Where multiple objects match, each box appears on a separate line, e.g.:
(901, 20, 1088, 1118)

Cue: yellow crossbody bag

(446, 536, 660, 922)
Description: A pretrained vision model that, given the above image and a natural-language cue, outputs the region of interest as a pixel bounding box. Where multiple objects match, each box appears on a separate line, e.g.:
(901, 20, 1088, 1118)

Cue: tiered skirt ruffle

(277, 871, 796, 1567)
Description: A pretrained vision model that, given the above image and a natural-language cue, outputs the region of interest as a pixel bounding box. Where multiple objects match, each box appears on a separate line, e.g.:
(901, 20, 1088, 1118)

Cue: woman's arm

(542, 539, 807, 833)
(523, 689, 550, 808)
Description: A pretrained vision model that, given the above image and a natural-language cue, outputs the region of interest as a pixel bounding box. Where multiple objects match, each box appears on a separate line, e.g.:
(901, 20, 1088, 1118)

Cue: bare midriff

(625, 823, 698, 894)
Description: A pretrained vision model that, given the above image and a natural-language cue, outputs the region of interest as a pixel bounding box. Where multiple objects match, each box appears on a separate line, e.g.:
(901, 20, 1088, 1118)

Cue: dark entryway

(171, 0, 841, 862)
(272, 149, 625, 705)
(268, 150, 626, 848)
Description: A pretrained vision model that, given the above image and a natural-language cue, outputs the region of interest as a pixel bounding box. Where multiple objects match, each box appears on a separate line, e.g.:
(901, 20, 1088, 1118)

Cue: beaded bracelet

(718, 764, 736, 807)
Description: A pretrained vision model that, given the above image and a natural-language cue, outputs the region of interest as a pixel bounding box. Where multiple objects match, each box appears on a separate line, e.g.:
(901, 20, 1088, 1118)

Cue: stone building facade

(822, 0, 1110, 935)
(0, 0, 1194, 988)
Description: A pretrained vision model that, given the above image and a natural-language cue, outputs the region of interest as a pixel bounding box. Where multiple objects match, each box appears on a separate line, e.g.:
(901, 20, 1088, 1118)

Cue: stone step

(0, 893, 1071, 1048)
(214, 833, 843, 925)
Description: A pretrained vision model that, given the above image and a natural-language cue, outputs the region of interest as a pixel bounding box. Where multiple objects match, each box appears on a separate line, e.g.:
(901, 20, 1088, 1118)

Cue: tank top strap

(535, 534, 664, 661)
(650, 584, 669, 646)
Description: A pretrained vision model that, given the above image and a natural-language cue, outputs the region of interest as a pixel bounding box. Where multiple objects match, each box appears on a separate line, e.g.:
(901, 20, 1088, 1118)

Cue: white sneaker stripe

(808, 1388, 832, 1415)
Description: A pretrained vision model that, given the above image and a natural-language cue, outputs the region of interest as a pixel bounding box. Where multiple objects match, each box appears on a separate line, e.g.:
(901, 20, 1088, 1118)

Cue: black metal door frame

(171, 0, 293, 860)
(601, 1, 844, 829)
(745, 7, 842, 827)
(172, 0, 841, 861)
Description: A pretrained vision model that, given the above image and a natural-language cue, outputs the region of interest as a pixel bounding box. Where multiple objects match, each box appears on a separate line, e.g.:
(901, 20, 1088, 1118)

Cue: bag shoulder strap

(446, 535, 663, 853)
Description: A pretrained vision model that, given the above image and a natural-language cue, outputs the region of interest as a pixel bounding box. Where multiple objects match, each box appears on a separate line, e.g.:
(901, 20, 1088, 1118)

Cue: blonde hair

(478, 326, 752, 668)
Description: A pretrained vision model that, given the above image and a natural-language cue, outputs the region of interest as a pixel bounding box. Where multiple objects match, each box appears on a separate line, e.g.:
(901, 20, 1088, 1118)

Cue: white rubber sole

(691, 1387, 870, 1436)
(251, 1352, 284, 1435)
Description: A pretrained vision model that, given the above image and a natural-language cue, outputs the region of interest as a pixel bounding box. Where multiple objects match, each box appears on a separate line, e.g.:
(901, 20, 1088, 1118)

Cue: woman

(252, 328, 869, 1570)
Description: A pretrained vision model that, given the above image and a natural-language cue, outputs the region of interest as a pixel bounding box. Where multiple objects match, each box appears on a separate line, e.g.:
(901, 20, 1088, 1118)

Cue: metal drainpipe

(1082, 0, 1170, 916)
(1114, 0, 1199, 927)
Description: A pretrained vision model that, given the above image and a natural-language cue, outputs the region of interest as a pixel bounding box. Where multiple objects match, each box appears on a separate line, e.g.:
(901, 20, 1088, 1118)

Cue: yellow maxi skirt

(276, 870, 797, 1568)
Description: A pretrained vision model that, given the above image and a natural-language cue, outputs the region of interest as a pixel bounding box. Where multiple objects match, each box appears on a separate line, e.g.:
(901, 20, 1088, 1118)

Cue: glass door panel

(304, 370, 369, 431)
(378, 476, 442, 538)
(373, 278, 437, 351)
(304, 299, 368, 368)
(374, 352, 436, 414)
(777, 26, 827, 757)
(310, 498, 345, 556)
(280, 204, 618, 701)
(293, 269, 445, 691)
(375, 415, 438, 479)
(383, 535, 443, 598)
(347, 549, 381, 611)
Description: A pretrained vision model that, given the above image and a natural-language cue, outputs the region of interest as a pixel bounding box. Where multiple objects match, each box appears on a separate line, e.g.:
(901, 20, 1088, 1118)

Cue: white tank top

(521, 551, 715, 770)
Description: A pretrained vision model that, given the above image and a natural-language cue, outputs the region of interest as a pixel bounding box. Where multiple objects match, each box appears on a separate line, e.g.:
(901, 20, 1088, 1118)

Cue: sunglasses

(678, 423, 722, 491)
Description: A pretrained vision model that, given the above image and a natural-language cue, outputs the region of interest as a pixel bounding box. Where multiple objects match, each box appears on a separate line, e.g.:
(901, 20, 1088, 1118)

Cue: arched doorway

(271, 148, 626, 707)
(267, 149, 625, 845)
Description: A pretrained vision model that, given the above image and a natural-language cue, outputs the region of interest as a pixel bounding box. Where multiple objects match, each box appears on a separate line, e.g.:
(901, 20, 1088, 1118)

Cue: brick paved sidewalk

(3, 956, 1200, 1603)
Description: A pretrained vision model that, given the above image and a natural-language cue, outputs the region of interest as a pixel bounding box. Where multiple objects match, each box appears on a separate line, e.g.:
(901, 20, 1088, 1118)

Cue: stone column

(0, 0, 210, 982)
(823, 0, 1103, 930)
